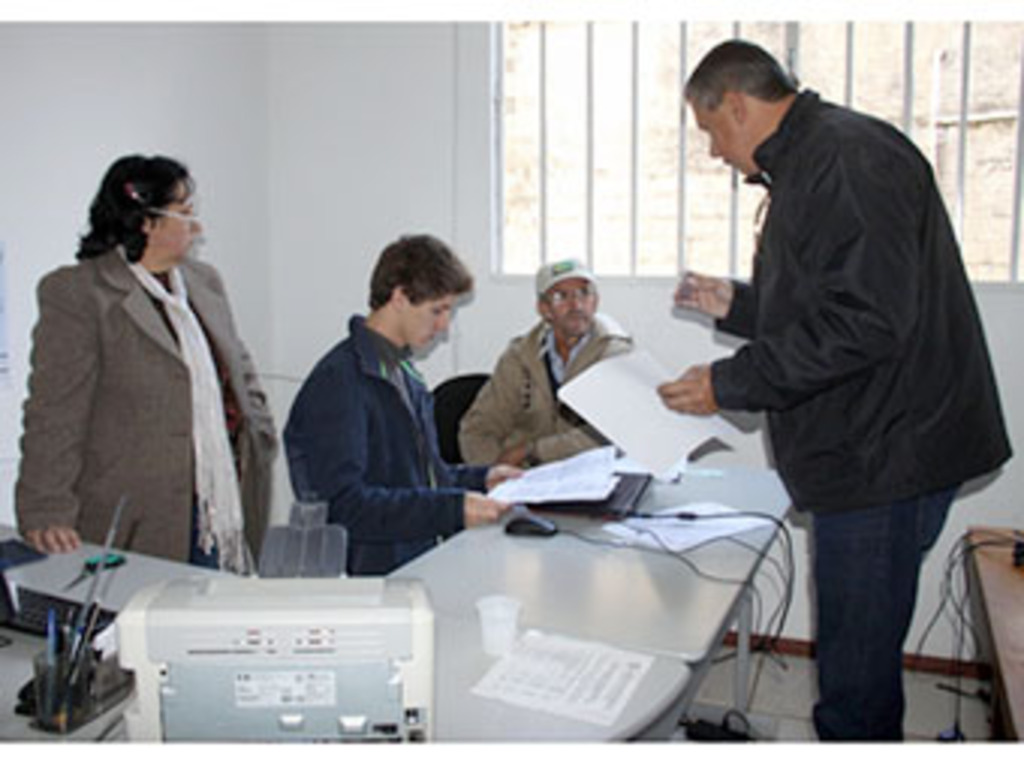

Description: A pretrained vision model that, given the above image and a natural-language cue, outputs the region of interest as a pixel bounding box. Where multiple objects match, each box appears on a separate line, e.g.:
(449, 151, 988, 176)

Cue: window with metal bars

(497, 20, 1024, 283)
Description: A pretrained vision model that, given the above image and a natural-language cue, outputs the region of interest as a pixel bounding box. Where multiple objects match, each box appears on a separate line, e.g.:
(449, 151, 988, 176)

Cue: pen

(45, 608, 58, 665)
(67, 495, 126, 658)
(43, 608, 58, 723)
(63, 494, 127, 721)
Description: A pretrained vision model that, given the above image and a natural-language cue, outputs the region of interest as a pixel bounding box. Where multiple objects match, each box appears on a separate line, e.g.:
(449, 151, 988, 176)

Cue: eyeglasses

(148, 207, 200, 224)
(546, 285, 595, 306)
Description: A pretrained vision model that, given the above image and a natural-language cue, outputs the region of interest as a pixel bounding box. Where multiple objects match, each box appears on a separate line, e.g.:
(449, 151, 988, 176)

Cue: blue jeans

(811, 486, 956, 741)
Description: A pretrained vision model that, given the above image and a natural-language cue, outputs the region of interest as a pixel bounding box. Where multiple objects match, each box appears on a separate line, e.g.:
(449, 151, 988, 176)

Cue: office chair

(432, 373, 489, 464)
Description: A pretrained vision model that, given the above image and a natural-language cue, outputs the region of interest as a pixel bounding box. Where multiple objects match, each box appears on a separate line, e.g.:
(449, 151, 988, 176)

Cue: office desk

(968, 527, 1024, 740)
(0, 466, 790, 742)
(396, 466, 791, 741)
(0, 526, 224, 741)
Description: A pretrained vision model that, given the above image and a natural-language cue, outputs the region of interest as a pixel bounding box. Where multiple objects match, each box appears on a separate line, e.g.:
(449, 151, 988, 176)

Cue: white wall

(0, 22, 1020, 658)
(0, 22, 273, 518)
(264, 23, 463, 510)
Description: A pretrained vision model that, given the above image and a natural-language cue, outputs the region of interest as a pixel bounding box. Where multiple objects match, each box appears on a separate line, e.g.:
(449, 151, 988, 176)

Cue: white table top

(0, 465, 791, 742)
(395, 465, 791, 740)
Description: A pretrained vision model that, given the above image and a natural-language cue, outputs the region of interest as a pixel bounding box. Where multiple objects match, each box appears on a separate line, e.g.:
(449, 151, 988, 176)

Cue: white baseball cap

(535, 258, 596, 297)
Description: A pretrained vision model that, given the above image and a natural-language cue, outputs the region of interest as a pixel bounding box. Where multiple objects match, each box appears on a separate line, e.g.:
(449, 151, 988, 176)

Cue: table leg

(734, 589, 752, 711)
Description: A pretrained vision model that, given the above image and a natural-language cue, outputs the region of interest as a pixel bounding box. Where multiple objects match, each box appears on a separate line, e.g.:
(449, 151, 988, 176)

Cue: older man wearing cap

(459, 258, 633, 467)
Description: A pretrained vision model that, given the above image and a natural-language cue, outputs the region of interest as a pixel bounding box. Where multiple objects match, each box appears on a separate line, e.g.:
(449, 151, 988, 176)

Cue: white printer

(116, 576, 433, 742)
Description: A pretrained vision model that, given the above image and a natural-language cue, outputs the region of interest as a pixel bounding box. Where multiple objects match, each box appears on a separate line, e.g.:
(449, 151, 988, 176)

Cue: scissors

(63, 553, 126, 590)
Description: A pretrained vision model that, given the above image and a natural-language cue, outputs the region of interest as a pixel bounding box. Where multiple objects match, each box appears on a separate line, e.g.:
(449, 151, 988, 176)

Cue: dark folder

(527, 472, 653, 519)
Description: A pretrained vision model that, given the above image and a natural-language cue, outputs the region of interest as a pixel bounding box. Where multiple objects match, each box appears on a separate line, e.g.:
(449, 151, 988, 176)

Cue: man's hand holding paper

(657, 364, 719, 416)
(557, 350, 738, 477)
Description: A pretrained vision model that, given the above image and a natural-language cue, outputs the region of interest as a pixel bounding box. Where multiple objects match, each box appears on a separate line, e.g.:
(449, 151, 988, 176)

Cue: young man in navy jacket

(285, 234, 519, 575)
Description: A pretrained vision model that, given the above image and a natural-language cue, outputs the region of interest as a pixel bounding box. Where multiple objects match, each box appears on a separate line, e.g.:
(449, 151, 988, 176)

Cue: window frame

(495, 20, 1024, 285)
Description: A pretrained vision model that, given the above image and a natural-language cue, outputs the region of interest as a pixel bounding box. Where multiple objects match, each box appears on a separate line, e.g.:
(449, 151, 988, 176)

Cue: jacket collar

(96, 248, 233, 365)
(97, 249, 182, 359)
(349, 314, 392, 381)
(751, 90, 821, 186)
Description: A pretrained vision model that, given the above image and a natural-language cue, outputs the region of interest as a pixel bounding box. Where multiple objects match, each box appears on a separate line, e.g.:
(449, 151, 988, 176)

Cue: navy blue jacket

(711, 91, 1011, 513)
(284, 316, 488, 574)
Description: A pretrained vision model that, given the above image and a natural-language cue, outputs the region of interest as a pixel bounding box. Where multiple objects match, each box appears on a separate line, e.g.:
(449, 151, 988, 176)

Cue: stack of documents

(488, 447, 619, 504)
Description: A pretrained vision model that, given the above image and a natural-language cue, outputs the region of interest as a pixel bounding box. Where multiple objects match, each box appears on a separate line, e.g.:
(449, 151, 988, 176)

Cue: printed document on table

(488, 446, 619, 504)
(559, 349, 739, 477)
(471, 630, 653, 727)
(603, 501, 779, 552)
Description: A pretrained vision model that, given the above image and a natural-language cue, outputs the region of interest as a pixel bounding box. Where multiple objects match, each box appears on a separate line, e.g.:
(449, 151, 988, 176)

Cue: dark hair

(685, 39, 799, 111)
(368, 234, 473, 310)
(76, 155, 194, 263)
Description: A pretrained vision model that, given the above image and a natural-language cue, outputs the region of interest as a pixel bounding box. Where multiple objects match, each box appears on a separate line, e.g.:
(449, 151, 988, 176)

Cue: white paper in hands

(558, 350, 739, 477)
(488, 446, 619, 504)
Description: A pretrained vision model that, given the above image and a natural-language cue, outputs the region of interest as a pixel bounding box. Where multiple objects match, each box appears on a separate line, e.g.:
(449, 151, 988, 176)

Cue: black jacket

(711, 91, 1011, 513)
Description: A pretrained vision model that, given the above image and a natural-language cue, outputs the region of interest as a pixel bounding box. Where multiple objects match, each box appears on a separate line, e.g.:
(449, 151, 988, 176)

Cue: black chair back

(432, 373, 489, 464)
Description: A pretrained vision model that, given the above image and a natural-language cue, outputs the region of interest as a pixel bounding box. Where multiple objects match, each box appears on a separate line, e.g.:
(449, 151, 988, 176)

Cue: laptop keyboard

(4, 585, 116, 637)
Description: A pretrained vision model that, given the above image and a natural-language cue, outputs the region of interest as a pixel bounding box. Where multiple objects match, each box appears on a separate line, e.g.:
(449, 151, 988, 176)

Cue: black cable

(914, 532, 974, 737)
(947, 533, 1021, 736)
(659, 512, 796, 657)
(562, 528, 747, 586)
(566, 509, 796, 668)
(913, 529, 1020, 739)
(676, 512, 796, 666)
(715, 531, 794, 655)
(916, 532, 1016, 658)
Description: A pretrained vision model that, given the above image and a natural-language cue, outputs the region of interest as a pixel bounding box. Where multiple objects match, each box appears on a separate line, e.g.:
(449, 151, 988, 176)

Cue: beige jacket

(459, 313, 632, 465)
(15, 251, 277, 563)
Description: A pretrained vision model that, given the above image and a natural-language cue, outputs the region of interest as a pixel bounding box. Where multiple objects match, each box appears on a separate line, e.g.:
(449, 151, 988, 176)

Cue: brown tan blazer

(459, 313, 633, 465)
(15, 250, 277, 563)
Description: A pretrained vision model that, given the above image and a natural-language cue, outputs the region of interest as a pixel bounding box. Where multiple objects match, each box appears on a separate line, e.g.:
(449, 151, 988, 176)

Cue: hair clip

(124, 182, 143, 203)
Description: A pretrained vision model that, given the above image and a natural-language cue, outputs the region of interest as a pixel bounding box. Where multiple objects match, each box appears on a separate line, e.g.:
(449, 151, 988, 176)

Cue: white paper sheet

(471, 629, 653, 727)
(603, 501, 774, 552)
(558, 349, 739, 477)
(488, 446, 619, 503)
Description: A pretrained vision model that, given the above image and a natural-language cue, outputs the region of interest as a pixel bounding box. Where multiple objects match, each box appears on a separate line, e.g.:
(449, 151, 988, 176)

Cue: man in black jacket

(659, 40, 1011, 740)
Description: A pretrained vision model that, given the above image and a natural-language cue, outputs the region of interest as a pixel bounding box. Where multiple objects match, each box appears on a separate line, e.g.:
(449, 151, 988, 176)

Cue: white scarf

(128, 260, 250, 573)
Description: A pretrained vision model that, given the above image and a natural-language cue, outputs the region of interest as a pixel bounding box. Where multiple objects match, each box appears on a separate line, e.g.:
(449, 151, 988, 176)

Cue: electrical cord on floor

(680, 707, 755, 741)
(914, 529, 1022, 741)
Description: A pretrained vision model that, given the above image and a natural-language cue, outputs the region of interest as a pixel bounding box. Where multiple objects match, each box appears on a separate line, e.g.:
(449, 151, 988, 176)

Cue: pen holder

(31, 650, 133, 734)
(32, 649, 94, 733)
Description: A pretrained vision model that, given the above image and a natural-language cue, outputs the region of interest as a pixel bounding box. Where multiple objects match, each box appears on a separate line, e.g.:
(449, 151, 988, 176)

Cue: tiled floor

(677, 651, 993, 742)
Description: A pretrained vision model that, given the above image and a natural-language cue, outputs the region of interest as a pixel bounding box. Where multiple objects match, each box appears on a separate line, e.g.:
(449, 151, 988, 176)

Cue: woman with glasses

(15, 155, 277, 572)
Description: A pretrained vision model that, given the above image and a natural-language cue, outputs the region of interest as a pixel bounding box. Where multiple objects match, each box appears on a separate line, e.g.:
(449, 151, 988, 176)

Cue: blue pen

(45, 608, 57, 664)
(43, 608, 58, 723)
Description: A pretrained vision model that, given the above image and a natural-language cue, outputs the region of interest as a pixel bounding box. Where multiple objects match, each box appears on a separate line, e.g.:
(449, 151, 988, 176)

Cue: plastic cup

(475, 595, 521, 656)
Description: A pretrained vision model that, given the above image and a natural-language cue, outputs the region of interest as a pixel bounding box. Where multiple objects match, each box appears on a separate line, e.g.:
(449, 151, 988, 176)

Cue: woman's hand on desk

(463, 492, 510, 528)
(24, 525, 82, 554)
